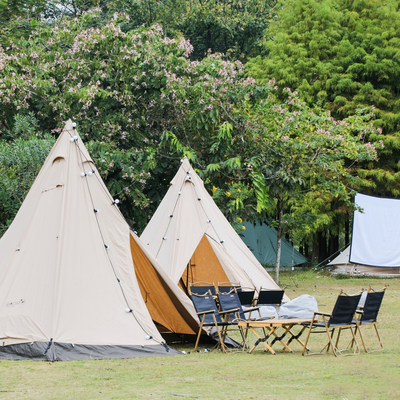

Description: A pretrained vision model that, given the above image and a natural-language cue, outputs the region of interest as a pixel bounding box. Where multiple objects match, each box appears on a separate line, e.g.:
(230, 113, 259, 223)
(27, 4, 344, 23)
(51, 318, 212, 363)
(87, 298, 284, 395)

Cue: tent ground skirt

(0, 341, 180, 361)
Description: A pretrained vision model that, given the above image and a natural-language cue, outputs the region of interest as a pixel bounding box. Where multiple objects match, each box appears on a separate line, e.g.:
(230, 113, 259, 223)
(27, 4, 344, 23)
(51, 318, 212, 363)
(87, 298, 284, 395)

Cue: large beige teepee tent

(0, 120, 189, 360)
(141, 158, 286, 298)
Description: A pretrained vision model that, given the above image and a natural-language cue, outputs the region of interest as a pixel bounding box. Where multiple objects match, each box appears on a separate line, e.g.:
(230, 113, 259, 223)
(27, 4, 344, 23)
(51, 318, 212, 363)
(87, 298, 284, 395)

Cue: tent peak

(63, 119, 77, 132)
(180, 157, 192, 171)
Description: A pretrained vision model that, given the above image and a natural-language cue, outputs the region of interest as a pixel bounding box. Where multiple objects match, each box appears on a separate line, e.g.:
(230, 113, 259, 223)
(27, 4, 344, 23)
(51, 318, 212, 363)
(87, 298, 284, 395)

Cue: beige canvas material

(141, 158, 286, 298)
(0, 120, 164, 350)
(130, 232, 199, 335)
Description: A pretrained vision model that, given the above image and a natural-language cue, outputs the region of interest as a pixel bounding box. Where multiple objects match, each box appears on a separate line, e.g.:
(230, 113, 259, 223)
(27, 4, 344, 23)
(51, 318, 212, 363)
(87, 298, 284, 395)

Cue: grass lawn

(0, 271, 399, 400)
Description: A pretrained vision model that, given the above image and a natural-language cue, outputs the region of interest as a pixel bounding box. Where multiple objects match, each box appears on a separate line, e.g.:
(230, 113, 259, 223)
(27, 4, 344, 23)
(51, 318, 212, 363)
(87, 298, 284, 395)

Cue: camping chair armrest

(243, 306, 259, 314)
(354, 310, 363, 321)
(312, 311, 332, 318)
(196, 309, 216, 316)
(219, 308, 240, 315)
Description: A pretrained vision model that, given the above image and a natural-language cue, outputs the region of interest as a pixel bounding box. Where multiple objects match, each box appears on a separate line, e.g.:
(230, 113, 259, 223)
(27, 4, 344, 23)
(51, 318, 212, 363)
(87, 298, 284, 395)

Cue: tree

(99, 0, 277, 61)
(0, 9, 255, 231)
(0, 114, 54, 236)
(246, 0, 400, 199)
(244, 85, 382, 282)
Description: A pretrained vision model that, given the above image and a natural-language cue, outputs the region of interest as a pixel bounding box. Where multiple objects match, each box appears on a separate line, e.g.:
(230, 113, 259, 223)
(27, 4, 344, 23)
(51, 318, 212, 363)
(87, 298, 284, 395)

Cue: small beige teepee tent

(141, 158, 286, 298)
(0, 120, 185, 360)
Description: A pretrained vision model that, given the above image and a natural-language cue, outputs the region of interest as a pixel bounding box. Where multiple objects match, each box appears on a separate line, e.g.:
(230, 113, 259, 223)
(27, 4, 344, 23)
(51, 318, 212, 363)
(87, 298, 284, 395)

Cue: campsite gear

(130, 231, 199, 336)
(0, 120, 196, 360)
(188, 282, 216, 296)
(237, 289, 256, 307)
(217, 290, 267, 349)
(217, 290, 259, 323)
(190, 293, 233, 353)
(217, 282, 241, 294)
(140, 158, 287, 301)
(353, 287, 386, 352)
(256, 289, 285, 307)
(239, 319, 313, 354)
(278, 295, 318, 320)
(302, 291, 362, 357)
(254, 289, 285, 319)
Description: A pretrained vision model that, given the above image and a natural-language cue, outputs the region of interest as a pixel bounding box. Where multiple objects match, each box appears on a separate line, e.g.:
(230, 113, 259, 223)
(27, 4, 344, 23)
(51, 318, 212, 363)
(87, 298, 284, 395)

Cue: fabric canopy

(141, 158, 287, 300)
(350, 193, 400, 267)
(0, 120, 179, 360)
(130, 231, 199, 335)
(329, 246, 400, 276)
(240, 221, 308, 267)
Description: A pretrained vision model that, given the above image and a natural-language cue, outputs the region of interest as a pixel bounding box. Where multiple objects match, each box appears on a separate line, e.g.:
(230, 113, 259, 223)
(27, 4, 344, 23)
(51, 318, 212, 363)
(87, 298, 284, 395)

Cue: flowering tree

(0, 9, 255, 230)
(0, 9, 386, 275)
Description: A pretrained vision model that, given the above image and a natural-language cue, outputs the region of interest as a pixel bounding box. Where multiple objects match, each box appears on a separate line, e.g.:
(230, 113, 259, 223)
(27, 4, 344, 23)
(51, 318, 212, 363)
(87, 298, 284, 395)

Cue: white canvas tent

(141, 158, 287, 299)
(328, 246, 400, 276)
(0, 120, 196, 360)
(351, 193, 400, 268)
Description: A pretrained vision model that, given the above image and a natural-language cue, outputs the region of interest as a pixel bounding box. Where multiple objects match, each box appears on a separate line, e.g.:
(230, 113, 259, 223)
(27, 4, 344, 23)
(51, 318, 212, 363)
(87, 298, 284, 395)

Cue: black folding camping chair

(216, 289, 261, 349)
(190, 292, 233, 352)
(353, 286, 386, 352)
(302, 290, 362, 357)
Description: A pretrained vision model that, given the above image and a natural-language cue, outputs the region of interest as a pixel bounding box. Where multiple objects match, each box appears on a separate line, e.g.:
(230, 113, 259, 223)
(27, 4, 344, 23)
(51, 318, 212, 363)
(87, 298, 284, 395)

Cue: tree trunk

(319, 231, 328, 263)
(328, 230, 339, 259)
(275, 205, 283, 285)
(345, 213, 350, 246)
(311, 233, 319, 265)
(301, 242, 309, 258)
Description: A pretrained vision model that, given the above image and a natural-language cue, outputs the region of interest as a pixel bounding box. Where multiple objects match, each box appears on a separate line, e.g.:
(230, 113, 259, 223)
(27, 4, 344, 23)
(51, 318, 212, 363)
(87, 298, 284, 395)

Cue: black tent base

(0, 341, 180, 361)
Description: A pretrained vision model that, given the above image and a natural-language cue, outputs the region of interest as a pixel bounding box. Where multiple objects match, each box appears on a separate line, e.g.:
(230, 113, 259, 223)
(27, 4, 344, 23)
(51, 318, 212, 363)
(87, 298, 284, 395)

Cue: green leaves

(249, 168, 270, 213)
(247, 0, 400, 198)
(0, 133, 54, 236)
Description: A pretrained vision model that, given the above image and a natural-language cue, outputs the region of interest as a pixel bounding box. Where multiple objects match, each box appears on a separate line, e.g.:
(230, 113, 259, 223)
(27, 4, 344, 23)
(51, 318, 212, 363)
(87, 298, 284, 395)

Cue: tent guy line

(155, 159, 225, 259)
(65, 126, 128, 222)
(154, 165, 187, 258)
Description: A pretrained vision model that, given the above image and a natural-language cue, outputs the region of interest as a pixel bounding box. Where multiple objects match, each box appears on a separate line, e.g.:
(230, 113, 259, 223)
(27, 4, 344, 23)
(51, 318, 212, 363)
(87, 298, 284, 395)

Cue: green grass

(1, 271, 399, 400)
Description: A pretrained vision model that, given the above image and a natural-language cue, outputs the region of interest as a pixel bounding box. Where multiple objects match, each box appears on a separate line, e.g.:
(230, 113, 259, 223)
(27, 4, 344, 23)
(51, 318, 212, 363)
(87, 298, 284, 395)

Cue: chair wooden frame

(302, 290, 362, 357)
(353, 286, 386, 353)
(217, 282, 241, 294)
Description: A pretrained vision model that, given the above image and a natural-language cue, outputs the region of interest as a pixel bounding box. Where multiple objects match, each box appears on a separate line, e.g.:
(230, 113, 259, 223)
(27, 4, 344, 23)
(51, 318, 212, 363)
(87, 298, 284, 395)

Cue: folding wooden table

(238, 318, 313, 354)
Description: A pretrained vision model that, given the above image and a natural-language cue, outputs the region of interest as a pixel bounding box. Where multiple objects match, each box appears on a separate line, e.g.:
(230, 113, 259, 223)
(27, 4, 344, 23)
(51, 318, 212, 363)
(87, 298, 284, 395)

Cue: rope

(154, 164, 187, 258)
(154, 161, 225, 262)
